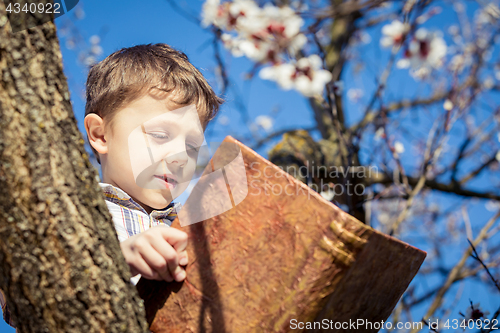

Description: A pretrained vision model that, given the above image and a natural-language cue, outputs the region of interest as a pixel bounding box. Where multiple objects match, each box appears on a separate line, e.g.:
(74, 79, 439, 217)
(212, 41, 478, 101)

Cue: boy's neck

(101, 176, 156, 214)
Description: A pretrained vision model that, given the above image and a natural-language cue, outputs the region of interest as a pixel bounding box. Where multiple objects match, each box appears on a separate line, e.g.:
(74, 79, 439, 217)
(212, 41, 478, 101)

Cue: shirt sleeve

(103, 200, 143, 285)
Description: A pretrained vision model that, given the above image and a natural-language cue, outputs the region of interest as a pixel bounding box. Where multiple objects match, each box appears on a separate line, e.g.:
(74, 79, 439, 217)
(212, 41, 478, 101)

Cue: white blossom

(320, 188, 335, 201)
(394, 141, 405, 154)
(259, 63, 296, 90)
(484, 76, 495, 89)
(347, 88, 364, 102)
(83, 56, 97, 66)
(453, 2, 465, 13)
(74, 6, 85, 20)
(91, 45, 103, 56)
(287, 34, 308, 55)
(65, 39, 75, 50)
(203, 0, 307, 64)
(350, 30, 372, 46)
(202, 0, 260, 29)
(416, 6, 442, 24)
(380, 20, 409, 48)
(397, 28, 447, 78)
(222, 34, 268, 59)
(485, 200, 500, 212)
(201, 0, 226, 28)
(496, 150, 500, 162)
(259, 55, 332, 97)
(228, 0, 261, 30)
(475, 3, 500, 27)
(333, 81, 344, 94)
(443, 99, 453, 110)
(218, 115, 230, 125)
(464, 303, 490, 321)
(377, 212, 391, 225)
(448, 25, 460, 36)
(261, 4, 303, 38)
(290, 0, 308, 11)
(449, 54, 471, 73)
(375, 127, 385, 141)
(220, 33, 241, 56)
(477, 37, 488, 50)
(294, 55, 332, 96)
(201, 0, 219, 27)
(89, 35, 100, 45)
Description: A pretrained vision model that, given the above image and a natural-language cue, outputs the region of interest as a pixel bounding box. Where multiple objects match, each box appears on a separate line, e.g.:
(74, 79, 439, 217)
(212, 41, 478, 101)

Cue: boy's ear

(84, 114, 108, 155)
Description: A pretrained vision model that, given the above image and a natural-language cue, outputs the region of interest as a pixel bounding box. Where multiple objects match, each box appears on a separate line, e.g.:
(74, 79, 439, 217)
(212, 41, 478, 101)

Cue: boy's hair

(85, 43, 224, 163)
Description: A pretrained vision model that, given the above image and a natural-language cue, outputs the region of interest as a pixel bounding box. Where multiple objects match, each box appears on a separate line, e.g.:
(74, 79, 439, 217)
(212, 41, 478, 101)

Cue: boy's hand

(120, 226, 188, 282)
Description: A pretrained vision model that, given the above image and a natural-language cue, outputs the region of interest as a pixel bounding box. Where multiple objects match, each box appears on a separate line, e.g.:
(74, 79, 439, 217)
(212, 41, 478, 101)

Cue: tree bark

(0, 2, 149, 332)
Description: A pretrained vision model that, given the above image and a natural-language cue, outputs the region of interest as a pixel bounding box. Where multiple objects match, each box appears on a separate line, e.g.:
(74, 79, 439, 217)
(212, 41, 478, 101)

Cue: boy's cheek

(128, 126, 155, 181)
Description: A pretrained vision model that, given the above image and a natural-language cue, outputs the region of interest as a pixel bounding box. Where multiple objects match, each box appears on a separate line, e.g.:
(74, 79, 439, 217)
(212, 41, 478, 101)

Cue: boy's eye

(148, 132, 169, 140)
(187, 144, 200, 153)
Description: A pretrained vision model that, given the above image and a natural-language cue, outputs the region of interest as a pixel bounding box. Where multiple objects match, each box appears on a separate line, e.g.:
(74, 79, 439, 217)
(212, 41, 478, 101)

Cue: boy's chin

(142, 192, 174, 210)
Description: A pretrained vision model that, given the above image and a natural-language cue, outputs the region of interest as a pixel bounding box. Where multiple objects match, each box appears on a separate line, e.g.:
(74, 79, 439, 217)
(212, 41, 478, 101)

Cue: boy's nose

(165, 149, 188, 167)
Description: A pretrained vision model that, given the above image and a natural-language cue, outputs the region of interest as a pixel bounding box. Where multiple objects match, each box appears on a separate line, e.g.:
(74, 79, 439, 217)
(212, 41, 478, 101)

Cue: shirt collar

(99, 183, 180, 218)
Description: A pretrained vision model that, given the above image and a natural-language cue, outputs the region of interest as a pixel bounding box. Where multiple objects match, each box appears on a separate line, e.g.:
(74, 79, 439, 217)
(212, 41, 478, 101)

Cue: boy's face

(100, 92, 205, 213)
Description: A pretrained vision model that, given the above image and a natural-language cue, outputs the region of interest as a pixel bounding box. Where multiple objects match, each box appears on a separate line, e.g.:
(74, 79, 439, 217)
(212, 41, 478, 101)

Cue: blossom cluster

(202, 0, 305, 63)
(380, 20, 409, 49)
(259, 55, 333, 97)
(202, 0, 332, 97)
(381, 20, 447, 79)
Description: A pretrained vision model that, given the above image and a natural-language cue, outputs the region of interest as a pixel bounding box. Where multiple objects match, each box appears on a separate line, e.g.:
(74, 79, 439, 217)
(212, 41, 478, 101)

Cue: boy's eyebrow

(189, 133, 205, 146)
(186, 128, 205, 145)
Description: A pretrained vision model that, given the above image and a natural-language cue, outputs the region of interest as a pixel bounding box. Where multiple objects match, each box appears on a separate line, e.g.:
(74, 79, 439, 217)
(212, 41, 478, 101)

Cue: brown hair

(85, 43, 224, 163)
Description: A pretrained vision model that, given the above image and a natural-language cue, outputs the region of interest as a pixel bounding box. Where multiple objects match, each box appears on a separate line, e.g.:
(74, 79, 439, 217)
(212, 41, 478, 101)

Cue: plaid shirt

(99, 183, 180, 242)
(0, 183, 179, 329)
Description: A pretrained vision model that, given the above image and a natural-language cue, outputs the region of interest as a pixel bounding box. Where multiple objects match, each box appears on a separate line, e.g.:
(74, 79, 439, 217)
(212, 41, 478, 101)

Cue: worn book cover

(137, 135, 426, 333)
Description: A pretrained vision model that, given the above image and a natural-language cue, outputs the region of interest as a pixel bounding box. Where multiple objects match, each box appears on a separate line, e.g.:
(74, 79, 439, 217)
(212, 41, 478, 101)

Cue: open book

(137, 136, 426, 333)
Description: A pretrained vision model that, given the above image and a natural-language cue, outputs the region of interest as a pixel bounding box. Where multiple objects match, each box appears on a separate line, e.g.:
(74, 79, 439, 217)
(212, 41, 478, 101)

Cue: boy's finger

(149, 235, 181, 282)
(132, 256, 161, 281)
(178, 251, 188, 266)
(151, 226, 188, 281)
(172, 266, 186, 282)
(141, 242, 174, 282)
(157, 227, 188, 252)
(151, 237, 184, 282)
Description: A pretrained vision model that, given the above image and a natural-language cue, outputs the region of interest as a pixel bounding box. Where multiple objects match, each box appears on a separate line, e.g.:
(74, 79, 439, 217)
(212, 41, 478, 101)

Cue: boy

(1, 43, 223, 329)
(84, 43, 224, 284)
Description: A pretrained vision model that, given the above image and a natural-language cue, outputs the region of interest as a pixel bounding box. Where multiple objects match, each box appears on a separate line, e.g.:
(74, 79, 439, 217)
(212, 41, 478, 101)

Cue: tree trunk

(0, 2, 149, 332)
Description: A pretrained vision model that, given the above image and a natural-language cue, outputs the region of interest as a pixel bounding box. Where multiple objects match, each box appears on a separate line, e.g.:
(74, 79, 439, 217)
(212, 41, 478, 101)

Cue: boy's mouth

(154, 174, 178, 189)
